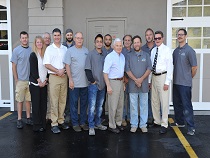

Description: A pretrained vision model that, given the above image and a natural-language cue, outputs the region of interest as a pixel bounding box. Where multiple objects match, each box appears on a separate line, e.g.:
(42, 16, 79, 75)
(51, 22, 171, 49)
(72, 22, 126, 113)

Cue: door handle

(171, 18, 184, 21)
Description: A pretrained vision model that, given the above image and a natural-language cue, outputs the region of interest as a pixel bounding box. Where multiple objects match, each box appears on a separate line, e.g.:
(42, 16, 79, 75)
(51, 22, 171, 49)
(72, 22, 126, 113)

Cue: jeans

(69, 87, 88, 126)
(173, 84, 195, 130)
(88, 84, 105, 128)
(123, 84, 130, 120)
(129, 92, 148, 128)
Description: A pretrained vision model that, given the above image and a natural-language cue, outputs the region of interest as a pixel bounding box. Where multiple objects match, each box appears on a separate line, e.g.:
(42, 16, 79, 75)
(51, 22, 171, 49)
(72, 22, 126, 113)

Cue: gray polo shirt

(63, 45, 89, 88)
(141, 43, 156, 56)
(10, 45, 31, 81)
(85, 49, 105, 90)
(173, 43, 197, 87)
(122, 47, 133, 60)
(126, 50, 152, 93)
(102, 46, 113, 57)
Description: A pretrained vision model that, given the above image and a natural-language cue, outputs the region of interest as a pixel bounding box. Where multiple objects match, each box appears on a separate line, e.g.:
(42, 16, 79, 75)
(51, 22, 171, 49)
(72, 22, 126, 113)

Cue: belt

(110, 77, 123, 81)
(152, 71, 167, 76)
(50, 73, 66, 76)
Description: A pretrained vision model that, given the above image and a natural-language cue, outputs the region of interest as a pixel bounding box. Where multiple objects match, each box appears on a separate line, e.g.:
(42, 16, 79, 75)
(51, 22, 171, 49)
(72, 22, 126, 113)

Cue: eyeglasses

(176, 34, 185, 37)
(154, 37, 162, 41)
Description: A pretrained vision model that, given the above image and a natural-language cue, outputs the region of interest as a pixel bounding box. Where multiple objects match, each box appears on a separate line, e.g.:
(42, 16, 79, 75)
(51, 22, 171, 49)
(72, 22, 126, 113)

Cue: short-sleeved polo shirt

(126, 50, 152, 93)
(141, 43, 156, 56)
(10, 45, 31, 81)
(63, 45, 89, 88)
(173, 43, 197, 87)
(85, 49, 105, 90)
(43, 43, 67, 74)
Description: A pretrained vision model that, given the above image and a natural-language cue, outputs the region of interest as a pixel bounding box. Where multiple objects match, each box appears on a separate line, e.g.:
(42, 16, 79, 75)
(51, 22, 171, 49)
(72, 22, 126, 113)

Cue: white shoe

(94, 124, 107, 130)
(130, 127, 137, 133)
(89, 128, 95, 136)
(141, 127, 148, 133)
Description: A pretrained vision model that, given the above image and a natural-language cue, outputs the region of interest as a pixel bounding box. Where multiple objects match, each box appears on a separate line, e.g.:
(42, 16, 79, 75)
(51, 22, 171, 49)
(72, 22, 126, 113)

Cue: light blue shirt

(103, 50, 125, 79)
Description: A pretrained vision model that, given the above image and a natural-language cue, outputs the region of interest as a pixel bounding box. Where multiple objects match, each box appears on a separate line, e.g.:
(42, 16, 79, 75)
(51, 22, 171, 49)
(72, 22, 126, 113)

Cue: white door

(0, 0, 14, 110)
(167, 0, 210, 110)
(86, 18, 126, 51)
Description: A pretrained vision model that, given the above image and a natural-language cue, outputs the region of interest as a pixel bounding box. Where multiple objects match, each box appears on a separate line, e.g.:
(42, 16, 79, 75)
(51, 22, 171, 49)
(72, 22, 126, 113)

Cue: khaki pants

(151, 74, 169, 128)
(49, 74, 67, 126)
(108, 80, 124, 129)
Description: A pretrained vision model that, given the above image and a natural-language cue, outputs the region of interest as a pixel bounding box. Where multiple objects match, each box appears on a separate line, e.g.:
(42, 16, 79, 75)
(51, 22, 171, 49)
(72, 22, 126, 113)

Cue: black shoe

(117, 125, 125, 131)
(51, 126, 61, 134)
(39, 128, 45, 132)
(159, 126, 167, 134)
(26, 118, 33, 125)
(17, 119, 23, 129)
(152, 123, 161, 128)
(108, 127, 120, 134)
(59, 123, 69, 130)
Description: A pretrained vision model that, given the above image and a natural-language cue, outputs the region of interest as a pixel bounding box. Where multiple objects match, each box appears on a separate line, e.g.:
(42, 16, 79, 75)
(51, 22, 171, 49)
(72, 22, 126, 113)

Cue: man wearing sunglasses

(149, 31, 173, 134)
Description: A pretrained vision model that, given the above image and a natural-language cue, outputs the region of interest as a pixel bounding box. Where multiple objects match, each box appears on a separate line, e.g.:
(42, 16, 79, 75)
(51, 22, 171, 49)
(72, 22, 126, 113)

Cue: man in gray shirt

(126, 35, 152, 133)
(85, 34, 107, 136)
(11, 31, 33, 129)
(173, 28, 197, 136)
(64, 32, 89, 132)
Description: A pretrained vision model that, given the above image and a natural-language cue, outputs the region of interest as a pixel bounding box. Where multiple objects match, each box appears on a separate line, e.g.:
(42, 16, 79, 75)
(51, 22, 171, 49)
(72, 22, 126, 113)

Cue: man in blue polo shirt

(172, 28, 197, 136)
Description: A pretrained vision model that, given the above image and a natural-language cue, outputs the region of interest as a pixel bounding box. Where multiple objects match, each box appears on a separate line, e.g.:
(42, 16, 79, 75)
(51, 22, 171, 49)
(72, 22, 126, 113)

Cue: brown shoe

(122, 120, 127, 126)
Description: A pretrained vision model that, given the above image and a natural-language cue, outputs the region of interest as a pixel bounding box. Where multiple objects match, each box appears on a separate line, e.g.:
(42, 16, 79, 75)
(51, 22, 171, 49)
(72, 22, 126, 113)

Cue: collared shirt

(103, 50, 125, 79)
(173, 43, 197, 87)
(63, 45, 89, 87)
(126, 50, 152, 93)
(102, 46, 113, 57)
(141, 43, 156, 56)
(85, 49, 105, 90)
(149, 43, 173, 85)
(122, 47, 133, 60)
(10, 45, 31, 81)
(43, 43, 67, 74)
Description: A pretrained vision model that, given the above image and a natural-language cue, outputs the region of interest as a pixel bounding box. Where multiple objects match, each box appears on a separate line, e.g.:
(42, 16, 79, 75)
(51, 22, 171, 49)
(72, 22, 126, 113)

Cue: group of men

(11, 27, 197, 136)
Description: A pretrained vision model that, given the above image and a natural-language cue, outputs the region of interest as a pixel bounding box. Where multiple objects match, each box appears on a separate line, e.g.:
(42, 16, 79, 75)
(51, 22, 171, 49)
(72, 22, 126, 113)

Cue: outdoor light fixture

(40, 0, 47, 10)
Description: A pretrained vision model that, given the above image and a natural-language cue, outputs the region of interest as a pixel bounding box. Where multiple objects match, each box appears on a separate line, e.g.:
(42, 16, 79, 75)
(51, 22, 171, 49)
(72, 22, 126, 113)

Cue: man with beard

(63, 29, 75, 48)
(63, 28, 75, 124)
(172, 28, 197, 136)
(126, 35, 152, 133)
(141, 28, 156, 126)
(101, 34, 113, 124)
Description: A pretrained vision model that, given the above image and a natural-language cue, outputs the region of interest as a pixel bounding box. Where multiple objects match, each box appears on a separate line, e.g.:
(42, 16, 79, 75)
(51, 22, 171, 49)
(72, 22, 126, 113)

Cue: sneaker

(51, 126, 61, 134)
(80, 124, 89, 131)
(73, 125, 82, 132)
(121, 120, 127, 126)
(130, 127, 137, 133)
(170, 123, 185, 127)
(95, 124, 107, 130)
(141, 127, 148, 133)
(59, 123, 69, 130)
(26, 118, 33, 125)
(187, 129, 195, 136)
(89, 128, 95, 136)
(17, 119, 23, 129)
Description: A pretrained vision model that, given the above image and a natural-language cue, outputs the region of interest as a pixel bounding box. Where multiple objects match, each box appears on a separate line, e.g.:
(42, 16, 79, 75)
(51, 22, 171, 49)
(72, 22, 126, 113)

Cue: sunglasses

(154, 37, 162, 41)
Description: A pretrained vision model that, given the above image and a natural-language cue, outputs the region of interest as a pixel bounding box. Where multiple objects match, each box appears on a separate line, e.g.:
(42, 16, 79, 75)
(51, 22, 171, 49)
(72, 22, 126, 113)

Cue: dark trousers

(69, 87, 88, 126)
(30, 84, 47, 131)
(173, 84, 195, 130)
(101, 87, 107, 119)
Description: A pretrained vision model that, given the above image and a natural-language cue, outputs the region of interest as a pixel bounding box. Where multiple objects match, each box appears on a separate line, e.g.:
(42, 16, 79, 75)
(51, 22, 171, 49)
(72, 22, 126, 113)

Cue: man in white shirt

(149, 31, 173, 134)
(103, 38, 125, 134)
(43, 28, 69, 134)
